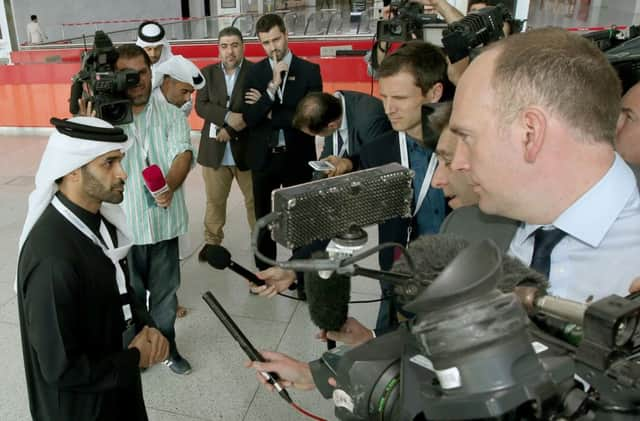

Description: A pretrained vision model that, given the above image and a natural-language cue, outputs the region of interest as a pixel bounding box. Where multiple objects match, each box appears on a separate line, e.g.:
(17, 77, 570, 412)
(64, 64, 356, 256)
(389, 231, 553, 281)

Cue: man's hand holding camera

(76, 98, 96, 117)
(316, 317, 374, 347)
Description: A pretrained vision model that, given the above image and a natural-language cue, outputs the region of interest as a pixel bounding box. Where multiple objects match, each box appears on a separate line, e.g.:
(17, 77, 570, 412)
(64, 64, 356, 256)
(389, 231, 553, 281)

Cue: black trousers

(252, 150, 312, 270)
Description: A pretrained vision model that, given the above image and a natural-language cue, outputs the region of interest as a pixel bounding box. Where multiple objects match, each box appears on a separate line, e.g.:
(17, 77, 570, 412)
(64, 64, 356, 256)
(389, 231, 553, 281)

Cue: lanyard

(332, 129, 348, 157)
(399, 131, 438, 218)
(129, 100, 154, 164)
(277, 71, 288, 102)
(51, 197, 133, 324)
(332, 92, 348, 157)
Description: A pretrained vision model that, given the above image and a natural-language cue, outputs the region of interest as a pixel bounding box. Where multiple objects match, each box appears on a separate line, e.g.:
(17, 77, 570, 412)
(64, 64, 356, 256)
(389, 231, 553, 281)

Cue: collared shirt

(266, 50, 293, 147)
(221, 60, 243, 166)
(406, 133, 445, 237)
(509, 153, 640, 302)
(333, 91, 349, 156)
(119, 95, 194, 245)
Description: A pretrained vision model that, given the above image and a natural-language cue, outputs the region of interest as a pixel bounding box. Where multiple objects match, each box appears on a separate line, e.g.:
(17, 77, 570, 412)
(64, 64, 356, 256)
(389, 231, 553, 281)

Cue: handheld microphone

(202, 291, 292, 404)
(206, 245, 265, 287)
(142, 164, 169, 198)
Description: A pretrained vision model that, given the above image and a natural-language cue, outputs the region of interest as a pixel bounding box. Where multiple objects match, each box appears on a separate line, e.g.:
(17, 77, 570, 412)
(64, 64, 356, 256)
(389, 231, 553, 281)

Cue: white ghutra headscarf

(18, 116, 133, 253)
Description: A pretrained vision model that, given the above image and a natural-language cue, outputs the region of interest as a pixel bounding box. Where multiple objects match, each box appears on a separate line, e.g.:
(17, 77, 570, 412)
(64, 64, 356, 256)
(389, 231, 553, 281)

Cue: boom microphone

(206, 245, 265, 287)
(306, 253, 351, 332)
(392, 233, 549, 305)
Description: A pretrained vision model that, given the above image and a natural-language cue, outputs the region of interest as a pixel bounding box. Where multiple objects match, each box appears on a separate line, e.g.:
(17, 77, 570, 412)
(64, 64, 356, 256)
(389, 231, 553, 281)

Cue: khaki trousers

(202, 165, 255, 245)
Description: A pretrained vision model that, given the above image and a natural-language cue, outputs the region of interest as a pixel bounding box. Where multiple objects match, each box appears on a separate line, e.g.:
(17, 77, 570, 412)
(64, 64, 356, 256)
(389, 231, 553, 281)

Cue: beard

(81, 166, 125, 205)
(128, 83, 151, 106)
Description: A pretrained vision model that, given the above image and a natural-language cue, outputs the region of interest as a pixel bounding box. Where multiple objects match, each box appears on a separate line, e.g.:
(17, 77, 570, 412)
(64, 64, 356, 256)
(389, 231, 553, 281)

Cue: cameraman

(115, 44, 195, 375)
(368, 1, 463, 77)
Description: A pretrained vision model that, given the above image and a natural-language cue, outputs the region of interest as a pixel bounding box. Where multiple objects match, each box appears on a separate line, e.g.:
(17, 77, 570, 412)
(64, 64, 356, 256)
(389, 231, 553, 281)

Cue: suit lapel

(281, 55, 298, 101)
(212, 63, 228, 106)
(228, 62, 248, 110)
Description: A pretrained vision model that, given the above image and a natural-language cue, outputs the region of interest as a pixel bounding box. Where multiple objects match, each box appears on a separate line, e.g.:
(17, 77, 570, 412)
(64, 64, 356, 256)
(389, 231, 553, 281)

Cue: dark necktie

(529, 227, 567, 279)
(336, 131, 344, 155)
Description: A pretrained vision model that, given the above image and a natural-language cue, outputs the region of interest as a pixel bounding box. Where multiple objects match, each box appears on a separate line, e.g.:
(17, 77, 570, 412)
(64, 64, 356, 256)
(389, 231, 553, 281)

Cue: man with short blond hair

(450, 28, 639, 302)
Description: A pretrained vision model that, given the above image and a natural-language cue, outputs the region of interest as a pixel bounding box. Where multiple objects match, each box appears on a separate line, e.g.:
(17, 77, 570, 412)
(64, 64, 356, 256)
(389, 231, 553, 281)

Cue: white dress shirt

(509, 153, 640, 303)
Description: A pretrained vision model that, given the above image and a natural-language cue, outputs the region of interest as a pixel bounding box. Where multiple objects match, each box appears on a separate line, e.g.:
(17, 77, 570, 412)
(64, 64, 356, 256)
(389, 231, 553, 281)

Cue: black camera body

(69, 31, 139, 125)
(310, 241, 640, 420)
(377, 0, 440, 43)
(442, 4, 512, 63)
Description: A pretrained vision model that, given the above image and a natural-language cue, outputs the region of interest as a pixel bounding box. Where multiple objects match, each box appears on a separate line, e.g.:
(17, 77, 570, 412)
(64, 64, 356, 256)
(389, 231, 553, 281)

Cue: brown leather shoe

(198, 244, 209, 262)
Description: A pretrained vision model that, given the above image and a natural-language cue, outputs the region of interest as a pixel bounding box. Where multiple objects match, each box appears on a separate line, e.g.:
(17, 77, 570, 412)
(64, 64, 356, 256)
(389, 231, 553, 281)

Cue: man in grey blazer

(195, 27, 255, 261)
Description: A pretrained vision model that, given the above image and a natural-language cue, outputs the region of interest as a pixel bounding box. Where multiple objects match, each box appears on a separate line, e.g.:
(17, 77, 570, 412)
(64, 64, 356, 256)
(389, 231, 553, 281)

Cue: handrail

(24, 7, 375, 49)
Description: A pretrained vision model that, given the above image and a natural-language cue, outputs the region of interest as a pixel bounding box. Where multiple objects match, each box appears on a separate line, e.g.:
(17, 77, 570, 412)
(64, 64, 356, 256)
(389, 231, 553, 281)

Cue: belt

(270, 146, 287, 154)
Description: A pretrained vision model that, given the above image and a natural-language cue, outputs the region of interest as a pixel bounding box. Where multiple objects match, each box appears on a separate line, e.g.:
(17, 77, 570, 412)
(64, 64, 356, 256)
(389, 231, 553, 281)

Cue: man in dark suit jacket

(243, 14, 323, 270)
(358, 42, 449, 330)
(196, 27, 255, 261)
(291, 91, 392, 177)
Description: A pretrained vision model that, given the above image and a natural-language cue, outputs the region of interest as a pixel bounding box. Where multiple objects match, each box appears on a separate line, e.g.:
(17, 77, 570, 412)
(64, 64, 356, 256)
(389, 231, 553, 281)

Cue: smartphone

(308, 160, 335, 171)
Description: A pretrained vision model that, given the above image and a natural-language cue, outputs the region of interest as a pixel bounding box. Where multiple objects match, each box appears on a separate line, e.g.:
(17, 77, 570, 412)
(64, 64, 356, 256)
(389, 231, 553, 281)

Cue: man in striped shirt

(115, 44, 195, 375)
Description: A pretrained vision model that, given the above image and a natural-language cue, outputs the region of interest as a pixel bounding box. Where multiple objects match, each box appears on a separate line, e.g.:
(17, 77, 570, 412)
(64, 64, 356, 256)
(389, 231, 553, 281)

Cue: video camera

(309, 240, 640, 420)
(69, 31, 139, 125)
(377, 0, 441, 43)
(442, 3, 513, 63)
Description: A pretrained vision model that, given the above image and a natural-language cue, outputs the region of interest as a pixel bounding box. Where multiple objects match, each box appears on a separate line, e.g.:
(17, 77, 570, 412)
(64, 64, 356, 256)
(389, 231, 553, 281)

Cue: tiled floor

(0, 133, 381, 420)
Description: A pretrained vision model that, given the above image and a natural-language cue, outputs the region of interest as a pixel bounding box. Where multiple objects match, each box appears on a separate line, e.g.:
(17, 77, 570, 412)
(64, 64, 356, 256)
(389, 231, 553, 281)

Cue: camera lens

(389, 23, 403, 36)
(98, 100, 131, 125)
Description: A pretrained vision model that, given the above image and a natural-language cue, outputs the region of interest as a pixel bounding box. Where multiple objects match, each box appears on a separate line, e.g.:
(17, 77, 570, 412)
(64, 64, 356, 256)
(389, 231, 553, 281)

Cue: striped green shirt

(119, 95, 195, 245)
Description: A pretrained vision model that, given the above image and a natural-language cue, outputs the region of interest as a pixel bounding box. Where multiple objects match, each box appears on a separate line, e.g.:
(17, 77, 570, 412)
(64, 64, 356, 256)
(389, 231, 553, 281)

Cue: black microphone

(305, 252, 351, 350)
(202, 291, 292, 403)
(206, 245, 265, 287)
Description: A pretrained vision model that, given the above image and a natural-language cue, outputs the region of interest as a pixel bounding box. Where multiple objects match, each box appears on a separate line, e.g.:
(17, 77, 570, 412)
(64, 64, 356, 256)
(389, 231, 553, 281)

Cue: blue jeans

(128, 238, 181, 357)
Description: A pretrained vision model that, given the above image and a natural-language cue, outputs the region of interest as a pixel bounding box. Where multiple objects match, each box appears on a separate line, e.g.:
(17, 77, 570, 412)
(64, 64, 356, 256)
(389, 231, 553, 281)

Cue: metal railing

(21, 6, 378, 50)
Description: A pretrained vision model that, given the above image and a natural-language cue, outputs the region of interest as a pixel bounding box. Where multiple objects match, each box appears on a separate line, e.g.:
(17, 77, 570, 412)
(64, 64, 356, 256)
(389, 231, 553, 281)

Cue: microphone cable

(290, 402, 328, 421)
